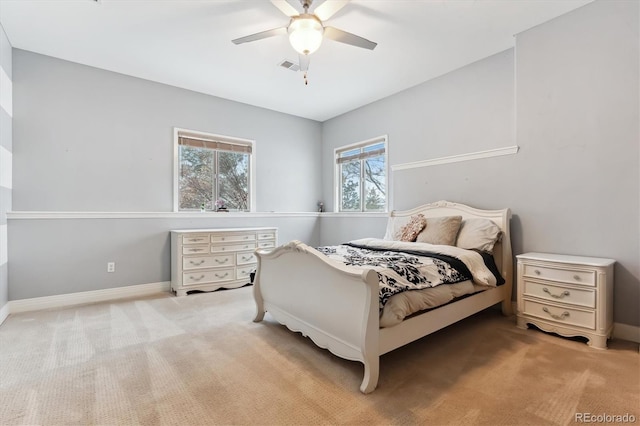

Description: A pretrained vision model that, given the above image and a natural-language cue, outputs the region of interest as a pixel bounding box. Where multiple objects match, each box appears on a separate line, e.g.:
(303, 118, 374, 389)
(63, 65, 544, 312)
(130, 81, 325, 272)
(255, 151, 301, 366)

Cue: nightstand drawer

(182, 235, 209, 245)
(236, 252, 256, 265)
(211, 243, 256, 253)
(523, 299, 595, 329)
(523, 280, 595, 308)
(183, 268, 235, 285)
(523, 264, 595, 286)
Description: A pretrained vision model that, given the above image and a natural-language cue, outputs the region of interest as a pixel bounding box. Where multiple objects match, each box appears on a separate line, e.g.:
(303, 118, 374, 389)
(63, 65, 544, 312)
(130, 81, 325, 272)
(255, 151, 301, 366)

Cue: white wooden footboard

(253, 240, 381, 393)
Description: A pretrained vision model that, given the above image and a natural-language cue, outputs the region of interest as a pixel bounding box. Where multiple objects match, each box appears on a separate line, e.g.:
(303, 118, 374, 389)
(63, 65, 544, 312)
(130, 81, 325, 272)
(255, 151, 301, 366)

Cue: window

(335, 136, 387, 212)
(174, 128, 255, 212)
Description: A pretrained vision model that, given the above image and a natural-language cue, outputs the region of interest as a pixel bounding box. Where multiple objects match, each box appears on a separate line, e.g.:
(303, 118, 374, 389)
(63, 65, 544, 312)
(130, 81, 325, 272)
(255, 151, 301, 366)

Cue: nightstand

(516, 252, 614, 349)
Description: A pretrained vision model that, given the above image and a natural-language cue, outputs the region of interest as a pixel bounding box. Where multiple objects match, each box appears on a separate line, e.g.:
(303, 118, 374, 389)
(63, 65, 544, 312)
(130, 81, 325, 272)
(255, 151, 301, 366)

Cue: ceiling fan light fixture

(288, 15, 323, 55)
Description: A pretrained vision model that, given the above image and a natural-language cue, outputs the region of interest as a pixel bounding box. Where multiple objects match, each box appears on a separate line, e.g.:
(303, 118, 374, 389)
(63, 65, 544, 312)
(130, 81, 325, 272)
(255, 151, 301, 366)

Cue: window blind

(178, 136, 252, 154)
(336, 147, 385, 164)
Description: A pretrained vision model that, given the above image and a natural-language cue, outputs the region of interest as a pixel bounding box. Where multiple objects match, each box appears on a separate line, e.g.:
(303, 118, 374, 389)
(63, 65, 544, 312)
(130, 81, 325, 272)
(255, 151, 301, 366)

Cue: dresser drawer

(183, 268, 235, 285)
(257, 241, 276, 249)
(182, 245, 209, 255)
(523, 264, 596, 286)
(237, 252, 256, 265)
(183, 254, 234, 270)
(523, 299, 595, 329)
(523, 280, 596, 308)
(182, 235, 209, 245)
(211, 242, 256, 253)
(211, 234, 255, 243)
(257, 232, 276, 240)
(236, 265, 256, 280)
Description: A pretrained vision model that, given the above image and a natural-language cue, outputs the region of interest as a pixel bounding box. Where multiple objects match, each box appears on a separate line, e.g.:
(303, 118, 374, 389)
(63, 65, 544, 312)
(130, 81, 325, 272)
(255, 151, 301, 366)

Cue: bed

(253, 200, 513, 393)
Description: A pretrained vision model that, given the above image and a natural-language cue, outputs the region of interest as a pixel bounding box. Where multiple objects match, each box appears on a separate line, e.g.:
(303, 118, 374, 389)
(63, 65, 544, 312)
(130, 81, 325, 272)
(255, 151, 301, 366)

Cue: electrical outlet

(107, 262, 115, 273)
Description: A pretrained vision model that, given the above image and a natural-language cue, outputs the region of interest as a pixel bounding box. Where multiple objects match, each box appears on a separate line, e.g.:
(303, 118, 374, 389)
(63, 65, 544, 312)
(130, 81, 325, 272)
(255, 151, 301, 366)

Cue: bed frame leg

(253, 279, 265, 322)
(360, 357, 379, 394)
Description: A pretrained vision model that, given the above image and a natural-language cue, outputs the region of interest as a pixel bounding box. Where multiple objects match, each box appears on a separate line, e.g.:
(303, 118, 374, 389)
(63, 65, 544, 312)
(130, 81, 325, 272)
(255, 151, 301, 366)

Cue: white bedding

(380, 281, 486, 328)
(317, 238, 499, 328)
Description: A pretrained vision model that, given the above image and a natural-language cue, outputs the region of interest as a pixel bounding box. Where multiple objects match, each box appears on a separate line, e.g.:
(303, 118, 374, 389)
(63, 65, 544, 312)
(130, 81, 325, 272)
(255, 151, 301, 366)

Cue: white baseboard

(7, 281, 171, 315)
(0, 302, 9, 325)
(613, 323, 640, 344)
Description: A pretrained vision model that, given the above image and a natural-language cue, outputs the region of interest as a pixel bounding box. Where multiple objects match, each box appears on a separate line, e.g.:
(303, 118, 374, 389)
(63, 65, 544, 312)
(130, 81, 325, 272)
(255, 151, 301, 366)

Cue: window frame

(173, 127, 256, 212)
(333, 135, 389, 213)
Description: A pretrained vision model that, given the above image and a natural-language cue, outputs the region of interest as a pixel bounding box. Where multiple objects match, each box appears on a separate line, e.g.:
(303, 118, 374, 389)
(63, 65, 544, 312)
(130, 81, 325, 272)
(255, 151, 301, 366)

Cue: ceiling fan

(232, 0, 377, 83)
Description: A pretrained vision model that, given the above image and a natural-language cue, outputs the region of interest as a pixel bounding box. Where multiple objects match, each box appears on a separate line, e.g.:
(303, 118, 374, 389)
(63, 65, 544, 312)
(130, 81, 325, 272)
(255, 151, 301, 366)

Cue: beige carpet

(0, 286, 638, 426)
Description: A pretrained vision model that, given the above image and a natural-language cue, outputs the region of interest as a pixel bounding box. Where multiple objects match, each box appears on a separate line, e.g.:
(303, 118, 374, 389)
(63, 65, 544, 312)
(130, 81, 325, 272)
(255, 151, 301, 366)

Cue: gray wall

(0, 23, 11, 313)
(9, 216, 319, 300)
(12, 50, 322, 213)
(321, 0, 639, 327)
(515, 0, 639, 326)
(9, 50, 322, 299)
(321, 48, 515, 241)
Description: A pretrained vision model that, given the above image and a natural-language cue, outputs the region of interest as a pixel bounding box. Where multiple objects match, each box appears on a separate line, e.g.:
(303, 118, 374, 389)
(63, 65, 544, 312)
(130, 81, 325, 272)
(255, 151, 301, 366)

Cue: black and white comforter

(316, 238, 502, 312)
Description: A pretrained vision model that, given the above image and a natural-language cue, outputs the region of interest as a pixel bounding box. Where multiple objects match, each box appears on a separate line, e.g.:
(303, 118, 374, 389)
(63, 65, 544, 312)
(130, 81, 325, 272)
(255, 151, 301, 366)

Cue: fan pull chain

(303, 71, 308, 86)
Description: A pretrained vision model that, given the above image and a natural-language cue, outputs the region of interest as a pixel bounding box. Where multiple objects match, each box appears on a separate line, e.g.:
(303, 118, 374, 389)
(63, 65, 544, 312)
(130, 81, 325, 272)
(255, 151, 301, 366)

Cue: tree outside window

(336, 138, 387, 212)
(176, 130, 253, 212)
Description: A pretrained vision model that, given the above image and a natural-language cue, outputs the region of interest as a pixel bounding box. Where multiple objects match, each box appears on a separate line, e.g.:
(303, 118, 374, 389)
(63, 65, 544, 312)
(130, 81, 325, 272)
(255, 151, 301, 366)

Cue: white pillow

(383, 216, 411, 240)
(455, 218, 502, 253)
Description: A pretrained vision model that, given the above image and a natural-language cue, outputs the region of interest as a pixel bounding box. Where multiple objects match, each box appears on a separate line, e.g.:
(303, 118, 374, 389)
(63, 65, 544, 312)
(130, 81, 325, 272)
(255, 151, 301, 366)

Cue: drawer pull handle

(189, 260, 205, 266)
(215, 272, 229, 278)
(215, 258, 228, 264)
(221, 237, 225, 241)
(542, 288, 570, 299)
(573, 275, 581, 281)
(189, 238, 200, 242)
(190, 275, 205, 281)
(242, 256, 253, 261)
(534, 269, 541, 275)
(191, 248, 204, 252)
(244, 236, 249, 239)
(542, 307, 570, 320)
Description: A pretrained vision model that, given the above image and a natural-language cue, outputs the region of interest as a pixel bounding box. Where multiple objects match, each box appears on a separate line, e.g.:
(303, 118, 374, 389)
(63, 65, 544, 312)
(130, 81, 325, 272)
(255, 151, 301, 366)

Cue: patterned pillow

(394, 214, 427, 242)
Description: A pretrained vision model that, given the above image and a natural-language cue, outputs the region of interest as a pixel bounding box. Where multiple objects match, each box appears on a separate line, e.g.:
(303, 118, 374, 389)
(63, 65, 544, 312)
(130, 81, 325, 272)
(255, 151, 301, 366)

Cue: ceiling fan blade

(271, 0, 299, 17)
(299, 54, 310, 72)
(323, 26, 377, 50)
(314, 0, 349, 21)
(232, 27, 287, 45)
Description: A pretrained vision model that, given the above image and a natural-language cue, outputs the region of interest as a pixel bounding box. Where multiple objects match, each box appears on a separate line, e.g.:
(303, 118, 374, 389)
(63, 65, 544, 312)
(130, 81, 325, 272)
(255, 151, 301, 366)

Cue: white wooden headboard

(387, 200, 513, 300)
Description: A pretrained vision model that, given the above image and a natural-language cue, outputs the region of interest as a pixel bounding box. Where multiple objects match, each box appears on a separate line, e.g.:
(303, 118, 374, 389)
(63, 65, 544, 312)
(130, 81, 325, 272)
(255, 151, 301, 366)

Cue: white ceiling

(0, 0, 592, 122)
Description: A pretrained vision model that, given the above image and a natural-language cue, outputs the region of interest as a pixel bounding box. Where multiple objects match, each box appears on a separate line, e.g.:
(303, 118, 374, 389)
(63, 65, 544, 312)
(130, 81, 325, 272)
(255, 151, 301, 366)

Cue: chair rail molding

(391, 145, 519, 172)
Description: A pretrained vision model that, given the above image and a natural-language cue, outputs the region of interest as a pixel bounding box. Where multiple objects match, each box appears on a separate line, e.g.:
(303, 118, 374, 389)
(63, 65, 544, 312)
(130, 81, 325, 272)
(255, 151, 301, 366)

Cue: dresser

(171, 227, 277, 296)
(516, 252, 614, 349)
